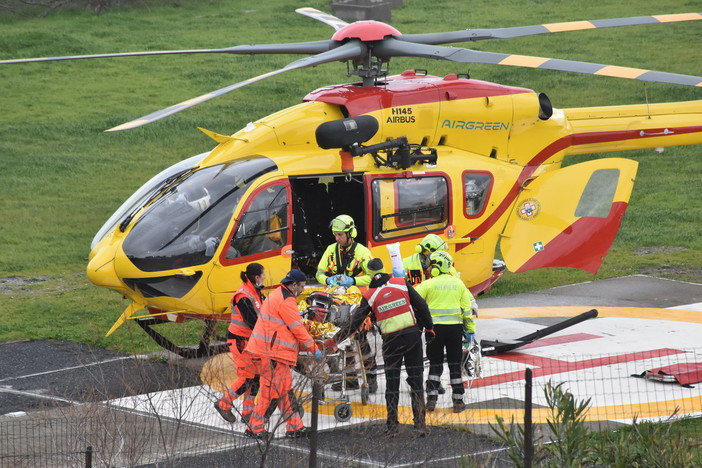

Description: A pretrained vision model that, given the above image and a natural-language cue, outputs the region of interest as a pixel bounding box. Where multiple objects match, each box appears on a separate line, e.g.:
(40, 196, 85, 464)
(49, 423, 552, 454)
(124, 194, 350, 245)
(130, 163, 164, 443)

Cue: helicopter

(3, 7, 700, 357)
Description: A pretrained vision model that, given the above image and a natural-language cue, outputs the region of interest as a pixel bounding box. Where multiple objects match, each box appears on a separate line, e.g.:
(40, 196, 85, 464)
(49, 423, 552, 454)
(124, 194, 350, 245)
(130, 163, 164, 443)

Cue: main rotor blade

(0, 41, 335, 65)
(106, 41, 366, 132)
(374, 38, 702, 87)
(296, 7, 349, 31)
(401, 12, 702, 45)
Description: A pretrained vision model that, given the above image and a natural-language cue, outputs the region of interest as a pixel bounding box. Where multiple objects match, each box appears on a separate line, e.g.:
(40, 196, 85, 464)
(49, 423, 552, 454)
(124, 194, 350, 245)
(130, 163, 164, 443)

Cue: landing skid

(136, 317, 229, 359)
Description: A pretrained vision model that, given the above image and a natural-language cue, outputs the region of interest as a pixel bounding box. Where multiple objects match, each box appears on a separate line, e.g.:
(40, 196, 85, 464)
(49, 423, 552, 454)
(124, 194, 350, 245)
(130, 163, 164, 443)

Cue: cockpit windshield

(123, 157, 277, 272)
(90, 153, 205, 250)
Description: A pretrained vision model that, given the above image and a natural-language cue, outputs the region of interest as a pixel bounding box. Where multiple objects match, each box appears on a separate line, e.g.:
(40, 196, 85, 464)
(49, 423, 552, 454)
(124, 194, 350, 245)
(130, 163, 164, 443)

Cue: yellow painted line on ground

(301, 398, 388, 421)
(303, 393, 702, 426)
(423, 394, 702, 425)
(480, 306, 702, 324)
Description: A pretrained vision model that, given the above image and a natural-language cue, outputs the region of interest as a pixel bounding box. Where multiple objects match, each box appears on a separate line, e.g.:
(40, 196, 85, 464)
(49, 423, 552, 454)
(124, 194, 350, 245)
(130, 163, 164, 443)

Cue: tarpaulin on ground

(634, 362, 702, 387)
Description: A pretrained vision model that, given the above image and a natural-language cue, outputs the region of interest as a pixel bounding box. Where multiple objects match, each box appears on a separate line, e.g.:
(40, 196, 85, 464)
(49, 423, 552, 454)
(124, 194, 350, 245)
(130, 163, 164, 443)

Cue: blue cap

(366, 258, 384, 273)
(281, 269, 307, 284)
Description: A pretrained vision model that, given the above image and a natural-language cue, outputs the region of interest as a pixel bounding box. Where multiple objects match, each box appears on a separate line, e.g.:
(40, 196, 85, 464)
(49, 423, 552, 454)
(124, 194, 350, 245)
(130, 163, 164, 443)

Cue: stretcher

(294, 288, 370, 421)
(297, 345, 357, 422)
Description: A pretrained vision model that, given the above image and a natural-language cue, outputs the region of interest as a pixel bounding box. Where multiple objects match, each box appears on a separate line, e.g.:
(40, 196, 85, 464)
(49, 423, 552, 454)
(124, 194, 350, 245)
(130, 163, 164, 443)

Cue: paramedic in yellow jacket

(400, 233, 451, 285)
(315, 214, 377, 392)
(316, 214, 373, 288)
(415, 250, 478, 413)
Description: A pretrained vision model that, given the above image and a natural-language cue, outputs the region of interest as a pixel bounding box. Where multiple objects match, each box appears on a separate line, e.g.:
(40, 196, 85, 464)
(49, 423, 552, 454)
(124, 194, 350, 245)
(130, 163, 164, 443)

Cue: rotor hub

(332, 21, 401, 42)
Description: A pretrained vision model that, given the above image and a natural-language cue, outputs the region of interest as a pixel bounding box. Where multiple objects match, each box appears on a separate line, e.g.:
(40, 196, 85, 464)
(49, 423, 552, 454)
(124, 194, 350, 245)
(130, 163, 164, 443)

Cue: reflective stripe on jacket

(228, 281, 263, 338)
(414, 273, 474, 327)
(244, 284, 317, 366)
(364, 277, 417, 334)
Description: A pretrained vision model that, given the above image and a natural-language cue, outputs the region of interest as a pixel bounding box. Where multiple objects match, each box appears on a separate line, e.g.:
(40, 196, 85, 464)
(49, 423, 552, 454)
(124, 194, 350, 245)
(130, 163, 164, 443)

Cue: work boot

(385, 425, 399, 438)
(426, 380, 444, 394)
(214, 402, 237, 423)
(453, 400, 466, 413)
(244, 429, 269, 440)
(332, 379, 359, 391)
(413, 424, 430, 437)
(285, 427, 311, 438)
(367, 375, 378, 393)
(426, 395, 437, 412)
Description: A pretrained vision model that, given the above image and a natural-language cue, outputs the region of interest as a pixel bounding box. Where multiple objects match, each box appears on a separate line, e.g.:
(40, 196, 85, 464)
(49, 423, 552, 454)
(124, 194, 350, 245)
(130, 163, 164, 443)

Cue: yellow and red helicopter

(3, 8, 700, 357)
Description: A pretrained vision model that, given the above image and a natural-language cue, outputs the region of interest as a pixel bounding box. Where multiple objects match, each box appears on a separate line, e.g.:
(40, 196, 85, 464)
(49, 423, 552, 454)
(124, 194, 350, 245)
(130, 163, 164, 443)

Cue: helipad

(2, 275, 700, 467)
(126, 275, 702, 436)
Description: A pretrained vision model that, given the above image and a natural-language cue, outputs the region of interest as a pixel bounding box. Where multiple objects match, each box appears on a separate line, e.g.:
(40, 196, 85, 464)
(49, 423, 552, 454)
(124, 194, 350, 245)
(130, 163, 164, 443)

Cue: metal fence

(2, 348, 701, 467)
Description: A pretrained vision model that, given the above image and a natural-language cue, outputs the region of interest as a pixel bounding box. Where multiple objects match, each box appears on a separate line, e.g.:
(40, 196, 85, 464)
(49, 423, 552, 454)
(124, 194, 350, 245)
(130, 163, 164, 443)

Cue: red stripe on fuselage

(571, 126, 702, 145)
(458, 136, 573, 250)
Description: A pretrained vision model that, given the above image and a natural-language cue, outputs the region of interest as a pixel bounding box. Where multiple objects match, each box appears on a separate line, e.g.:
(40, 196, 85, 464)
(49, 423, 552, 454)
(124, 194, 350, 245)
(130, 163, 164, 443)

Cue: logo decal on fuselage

(517, 198, 540, 220)
(387, 107, 416, 123)
(441, 120, 509, 130)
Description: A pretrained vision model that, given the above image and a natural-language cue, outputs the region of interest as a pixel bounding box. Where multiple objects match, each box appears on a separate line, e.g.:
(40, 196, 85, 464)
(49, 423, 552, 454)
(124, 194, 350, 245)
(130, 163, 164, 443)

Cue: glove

(323, 338, 337, 352)
(424, 329, 436, 344)
(326, 276, 339, 287)
(314, 349, 323, 360)
(463, 331, 475, 344)
(336, 274, 354, 288)
(470, 299, 479, 317)
(204, 237, 220, 256)
(392, 267, 406, 278)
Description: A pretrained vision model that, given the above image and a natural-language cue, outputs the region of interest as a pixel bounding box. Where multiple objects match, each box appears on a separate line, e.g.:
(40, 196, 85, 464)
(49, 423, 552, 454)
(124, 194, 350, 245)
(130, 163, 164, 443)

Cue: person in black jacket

(331, 258, 434, 437)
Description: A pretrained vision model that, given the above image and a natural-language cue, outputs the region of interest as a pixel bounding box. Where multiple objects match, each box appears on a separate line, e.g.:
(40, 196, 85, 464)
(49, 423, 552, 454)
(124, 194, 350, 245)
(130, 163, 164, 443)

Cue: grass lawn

(1, 0, 700, 354)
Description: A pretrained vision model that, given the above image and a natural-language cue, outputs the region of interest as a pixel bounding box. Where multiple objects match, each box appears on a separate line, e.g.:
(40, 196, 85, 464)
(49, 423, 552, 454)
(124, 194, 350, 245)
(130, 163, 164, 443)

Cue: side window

(227, 184, 289, 259)
(575, 168, 619, 217)
(372, 176, 449, 240)
(463, 172, 492, 217)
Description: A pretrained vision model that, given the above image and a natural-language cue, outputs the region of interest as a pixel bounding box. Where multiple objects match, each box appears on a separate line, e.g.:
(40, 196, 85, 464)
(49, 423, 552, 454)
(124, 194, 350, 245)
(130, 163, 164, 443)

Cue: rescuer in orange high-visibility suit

(243, 269, 322, 439)
(214, 262, 266, 424)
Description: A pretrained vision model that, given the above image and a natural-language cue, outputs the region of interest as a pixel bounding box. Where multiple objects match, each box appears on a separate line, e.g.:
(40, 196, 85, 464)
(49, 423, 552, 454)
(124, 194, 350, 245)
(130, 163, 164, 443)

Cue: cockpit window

(123, 157, 277, 272)
(226, 183, 289, 259)
(463, 172, 492, 216)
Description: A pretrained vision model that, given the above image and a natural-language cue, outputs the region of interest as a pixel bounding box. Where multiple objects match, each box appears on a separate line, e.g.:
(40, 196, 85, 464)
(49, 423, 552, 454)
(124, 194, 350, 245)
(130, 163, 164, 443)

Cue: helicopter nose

(86, 242, 127, 292)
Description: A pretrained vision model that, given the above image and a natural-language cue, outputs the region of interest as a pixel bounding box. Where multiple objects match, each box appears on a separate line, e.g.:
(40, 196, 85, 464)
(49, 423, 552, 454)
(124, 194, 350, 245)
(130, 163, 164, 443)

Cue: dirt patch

(0, 276, 52, 294)
(636, 266, 702, 284)
(633, 246, 688, 256)
(631, 247, 701, 282)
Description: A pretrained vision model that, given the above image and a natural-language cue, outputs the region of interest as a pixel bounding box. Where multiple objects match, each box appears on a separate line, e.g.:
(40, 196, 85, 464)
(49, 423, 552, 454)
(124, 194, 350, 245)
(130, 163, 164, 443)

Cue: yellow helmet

(415, 233, 447, 254)
(330, 214, 357, 238)
(429, 250, 453, 276)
